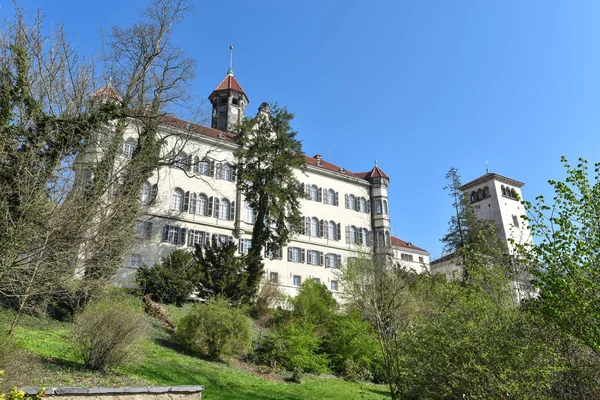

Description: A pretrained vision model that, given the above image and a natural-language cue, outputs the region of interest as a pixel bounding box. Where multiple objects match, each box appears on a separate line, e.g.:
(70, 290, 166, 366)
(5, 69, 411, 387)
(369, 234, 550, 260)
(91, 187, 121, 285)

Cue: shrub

(73, 297, 147, 372)
(136, 249, 195, 306)
(252, 279, 284, 318)
(177, 297, 251, 360)
(258, 321, 329, 373)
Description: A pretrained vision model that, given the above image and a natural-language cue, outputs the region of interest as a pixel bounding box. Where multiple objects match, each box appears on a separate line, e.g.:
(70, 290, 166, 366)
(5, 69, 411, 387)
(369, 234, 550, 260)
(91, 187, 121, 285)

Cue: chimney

(314, 154, 322, 160)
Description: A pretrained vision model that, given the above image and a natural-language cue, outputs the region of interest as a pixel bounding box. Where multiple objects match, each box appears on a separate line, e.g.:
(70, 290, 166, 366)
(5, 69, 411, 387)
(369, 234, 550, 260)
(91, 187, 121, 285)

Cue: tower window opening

(232, 97, 239, 106)
(220, 97, 228, 105)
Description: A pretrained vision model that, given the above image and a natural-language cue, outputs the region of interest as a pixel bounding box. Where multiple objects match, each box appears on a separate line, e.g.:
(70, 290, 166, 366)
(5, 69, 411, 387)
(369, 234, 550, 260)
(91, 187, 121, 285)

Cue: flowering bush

(0, 371, 45, 400)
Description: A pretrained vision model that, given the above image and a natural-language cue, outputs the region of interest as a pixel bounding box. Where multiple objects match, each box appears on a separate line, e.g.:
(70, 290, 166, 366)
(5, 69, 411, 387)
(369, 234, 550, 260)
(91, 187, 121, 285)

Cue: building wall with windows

(105, 70, 430, 297)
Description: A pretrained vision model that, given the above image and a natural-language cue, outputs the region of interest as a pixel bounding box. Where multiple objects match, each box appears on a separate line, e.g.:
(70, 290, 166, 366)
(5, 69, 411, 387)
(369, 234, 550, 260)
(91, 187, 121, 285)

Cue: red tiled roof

(161, 115, 238, 143)
(391, 236, 427, 253)
(356, 165, 390, 180)
(90, 84, 122, 102)
(304, 156, 363, 179)
(213, 74, 246, 94)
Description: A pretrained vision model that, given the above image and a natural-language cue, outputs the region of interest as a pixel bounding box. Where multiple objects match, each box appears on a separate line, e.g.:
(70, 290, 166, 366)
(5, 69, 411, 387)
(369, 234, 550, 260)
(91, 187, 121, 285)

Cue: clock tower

(208, 59, 248, 133)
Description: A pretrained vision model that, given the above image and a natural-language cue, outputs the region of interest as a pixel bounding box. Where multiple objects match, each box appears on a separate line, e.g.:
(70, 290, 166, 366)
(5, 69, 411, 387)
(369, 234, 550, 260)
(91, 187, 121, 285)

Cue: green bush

(258, 321, 329, 374)
(136, 249, 195, 306)
(73, 297, 147, 372)
(177, 297, 251, 360)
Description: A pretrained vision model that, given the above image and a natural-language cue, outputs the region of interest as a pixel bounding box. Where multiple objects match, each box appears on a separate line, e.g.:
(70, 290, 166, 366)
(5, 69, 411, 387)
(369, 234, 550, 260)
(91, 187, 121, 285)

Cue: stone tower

(208, 69, 248, 133)
(362, 164, 392, 251)
(459, 172, 532, 254)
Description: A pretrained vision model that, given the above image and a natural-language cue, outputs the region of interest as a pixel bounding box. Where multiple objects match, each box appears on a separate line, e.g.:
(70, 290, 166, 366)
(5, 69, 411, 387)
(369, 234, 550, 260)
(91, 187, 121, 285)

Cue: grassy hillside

(0, 303, 390, 400)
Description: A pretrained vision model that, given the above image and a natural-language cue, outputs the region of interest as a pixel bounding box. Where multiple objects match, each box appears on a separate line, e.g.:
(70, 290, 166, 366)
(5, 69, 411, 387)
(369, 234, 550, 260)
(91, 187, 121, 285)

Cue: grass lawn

(0, 305, 391, 400)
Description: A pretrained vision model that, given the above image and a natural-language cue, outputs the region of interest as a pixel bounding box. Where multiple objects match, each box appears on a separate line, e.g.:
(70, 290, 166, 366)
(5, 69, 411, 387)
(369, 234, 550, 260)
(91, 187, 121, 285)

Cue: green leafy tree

(517, 157, 600, 359)
(192, 237, 250, 305)
(136, 249, 195, 306)
(235, 104, 305, 295)
(290, 279, 338, 327)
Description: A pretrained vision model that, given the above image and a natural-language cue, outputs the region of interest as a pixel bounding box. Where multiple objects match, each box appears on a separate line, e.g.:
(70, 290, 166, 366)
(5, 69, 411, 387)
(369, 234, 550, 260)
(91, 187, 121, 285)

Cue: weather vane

(485, 160, 489, 174)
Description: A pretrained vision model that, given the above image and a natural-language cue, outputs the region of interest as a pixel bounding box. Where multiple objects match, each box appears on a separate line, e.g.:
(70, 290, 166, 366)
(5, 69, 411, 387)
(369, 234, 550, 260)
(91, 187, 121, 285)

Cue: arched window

(359, 197, 367, 212)
(477, 189, 483, 201)
(140, 183, 150, 203)
(220, 163, 232, 181)
(385, 231, 391, 246)
(471, 191, 476, 203)
(383, 200, 388, 215)
(361, 228, 368, 245)
(501, 185, 507, 196)
(483, 186, 490, 198)
(328, 189, 335, 205)
(310, 185, 318, 201)
(175, 152, 187, 169)
(311, 217, 319, 237)
(198, 158, 210, 176)
(190, 193, 197, 213)
(377, 230, 384, 246)
(376, 199, 383, 214)
(348, 195, 356, 210)
(511, 188, 517, 198)
(328, 221, 336, 240)
(122, 139, 136, 158)
(171, 189, 183, 211)
(197, 195, 207, 215)
(220, 199, 230, 219)
(350, 226, 357, 244)
(245, 201, 255, 224)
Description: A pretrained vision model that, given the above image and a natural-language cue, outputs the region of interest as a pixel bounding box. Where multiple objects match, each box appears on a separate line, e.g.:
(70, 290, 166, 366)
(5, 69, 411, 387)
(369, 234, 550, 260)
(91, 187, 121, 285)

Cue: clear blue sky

(4, 0, 600, 258)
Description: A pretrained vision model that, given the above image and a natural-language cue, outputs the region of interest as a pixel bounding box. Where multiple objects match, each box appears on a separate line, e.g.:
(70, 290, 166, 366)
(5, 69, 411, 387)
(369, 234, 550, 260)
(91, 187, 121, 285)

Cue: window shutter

(302, 216, 307, 235)
(209, 160, 215, 177)
(186, 154, 193, 171)
(358, 229, 363, 245)
(305, 184, 310, 199)
(232, 166, 237, 182)
(346, 226, 350, 243)
(325, 254, 330, 268)
(288, 247, 292, 261)
(301, 249, 306, 263)
(355, 197, 360, 211)
(188, 229, 194, 246)
(207, 196, 214, 216)
(319, 252, 324, 266)
(204, 232, 210, 247)
(144, 222, 153, 239)
(183, 191, 190, 212)
(367, 230, 374, 246)
(189, 194, 196, 214)
(344, 194, 349, 209)
(319, 219, 325, 238)
(162, 225, 169, 242)
(317, 188, 322, 202)
(336, 255, 341, 268)
(239, 239, 243, 254)
(336, 223, 341, 241)
(335, 191, 339, 206)
(322, 188, 328, 204)
(214, 198, 220, 217)
(179, 228, 186, 244)
(230, 201, 236, 220)
(215, 164, 222, 180)
(150, 184, 158, 202)
(367, 199, 371, 213)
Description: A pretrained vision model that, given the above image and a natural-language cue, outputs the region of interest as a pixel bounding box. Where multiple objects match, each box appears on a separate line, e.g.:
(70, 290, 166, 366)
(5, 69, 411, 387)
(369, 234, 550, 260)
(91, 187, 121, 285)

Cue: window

(293, 275, 302, 286)
(360, 228, 368, 245)
(163, 225, 185, 244)
(129, 255, 142, 268)
(265, 247, 283, 260)
(512, 215, 520, 228)
(220, 96, 228, 105)
(291, 247, 300, 262)
(245, 201, 255, 224)
(188, 230, 206, 247)
(232, 97, 240, 106)
(326, 253, 340, 268)
(419, 256, 424, 263)
(330, 280, 338, 291)
(383, 200, 388, 215)
(307, 250, 322, 266)
(269, 272, 279, 283)
(189, 193, 197, 214)
(135, 221, 152, 239)
(348, 194, 356, 210)
(175, 153, 188, 169)
(511, 188, 517, 198)
(171, 189, 183, 211)
(197, 195, 207, 215)
(401, 253, 414, 262)
(140, 183, 150, 203)
(483, 186, 490, 198)
(197, 158, 210, 176)
(328, 189, 335, 205)
(328, 221, 336, 240)
(312, 278, 321, 284)
(349, 226, 357, 244)
(239, 238, 252, 255)
(121, 139, 136, 158)
(359, 197, 367, 213)
(220, 199, 230, 219)
(311, 217, 319, 237)
(310, 185, 318, 201)
(501, 185, 507, 196)
(376, 199, 383, 214)
(385, 230, 391, 246)
(220, 163, 232, 181)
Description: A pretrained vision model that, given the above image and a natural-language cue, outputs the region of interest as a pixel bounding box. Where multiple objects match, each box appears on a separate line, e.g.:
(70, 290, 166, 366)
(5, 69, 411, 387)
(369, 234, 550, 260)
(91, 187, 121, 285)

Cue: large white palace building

(107, 68, 430, 296)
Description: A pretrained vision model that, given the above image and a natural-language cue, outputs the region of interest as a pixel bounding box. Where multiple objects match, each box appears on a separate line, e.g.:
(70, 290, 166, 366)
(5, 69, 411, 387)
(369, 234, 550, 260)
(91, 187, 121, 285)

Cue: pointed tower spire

(228, 45, 234, 76)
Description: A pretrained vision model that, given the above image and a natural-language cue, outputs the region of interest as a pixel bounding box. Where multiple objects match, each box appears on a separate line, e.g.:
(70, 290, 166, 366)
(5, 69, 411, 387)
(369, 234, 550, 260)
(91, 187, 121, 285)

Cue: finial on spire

(485, 160, 489, 174)
(375, 160, 378, 167)
(227, 45, 234, 76)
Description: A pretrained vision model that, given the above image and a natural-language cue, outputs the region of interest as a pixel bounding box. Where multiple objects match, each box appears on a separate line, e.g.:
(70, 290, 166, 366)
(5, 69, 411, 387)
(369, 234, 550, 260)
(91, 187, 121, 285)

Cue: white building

(430, 172, 535, 301)
(108, 68, 430, 297)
